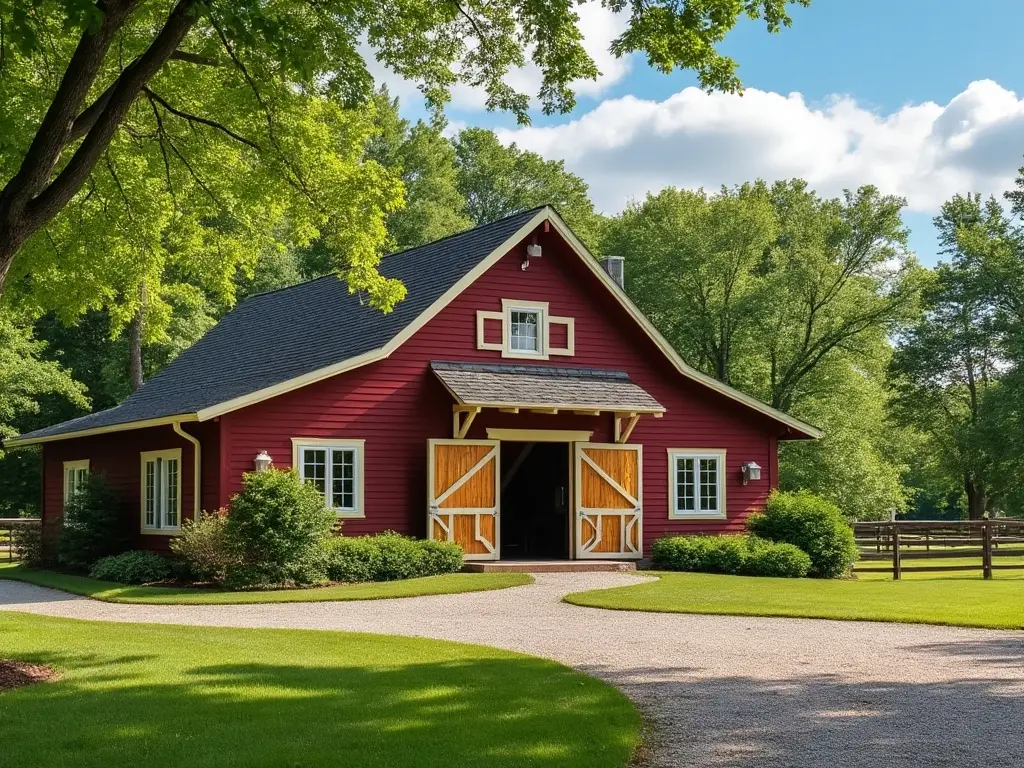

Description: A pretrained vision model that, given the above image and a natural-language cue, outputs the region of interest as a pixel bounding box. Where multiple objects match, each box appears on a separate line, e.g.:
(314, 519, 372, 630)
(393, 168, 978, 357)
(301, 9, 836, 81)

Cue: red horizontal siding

(41, 421, 218, 555)
(38, 222, 786, 558)
(223, 225, 785, 554)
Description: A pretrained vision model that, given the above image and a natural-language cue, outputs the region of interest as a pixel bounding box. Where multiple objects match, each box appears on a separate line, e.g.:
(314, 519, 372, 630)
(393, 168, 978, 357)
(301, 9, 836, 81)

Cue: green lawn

(565, 567, 1024, 630)
(0, 563, 531, 604)
(0, 612, 638, 768)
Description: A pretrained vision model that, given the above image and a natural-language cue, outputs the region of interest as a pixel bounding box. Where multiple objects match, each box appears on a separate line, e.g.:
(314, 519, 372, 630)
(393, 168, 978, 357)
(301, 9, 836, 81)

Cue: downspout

(173, 421, 202, 521)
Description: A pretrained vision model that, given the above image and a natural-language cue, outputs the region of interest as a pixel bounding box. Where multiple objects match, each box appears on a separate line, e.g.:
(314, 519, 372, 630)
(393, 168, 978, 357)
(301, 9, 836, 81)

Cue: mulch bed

(0, 660, 58, 691)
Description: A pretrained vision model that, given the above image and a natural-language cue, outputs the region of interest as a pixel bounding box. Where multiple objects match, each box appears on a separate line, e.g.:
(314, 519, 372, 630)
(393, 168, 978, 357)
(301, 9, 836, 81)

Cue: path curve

(2, 574, 1022, 768)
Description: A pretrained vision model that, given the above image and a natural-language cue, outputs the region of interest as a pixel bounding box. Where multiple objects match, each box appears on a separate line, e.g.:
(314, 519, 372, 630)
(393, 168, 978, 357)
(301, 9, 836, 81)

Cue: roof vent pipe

(600, 255, 625, 289)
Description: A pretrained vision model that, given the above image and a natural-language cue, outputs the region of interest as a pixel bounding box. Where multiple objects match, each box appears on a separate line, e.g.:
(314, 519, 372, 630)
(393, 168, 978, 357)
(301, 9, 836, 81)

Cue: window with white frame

(293, 440, 364, 516)
(508, 307, 542, 354)
(669, 450, 726, 518)
(63, 460, 90, 507)
(140, 449, 181, 532)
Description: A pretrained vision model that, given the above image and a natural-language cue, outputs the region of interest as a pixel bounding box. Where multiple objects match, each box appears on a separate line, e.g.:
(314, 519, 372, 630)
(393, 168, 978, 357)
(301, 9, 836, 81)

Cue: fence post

(892, 526, 901, 580)
(982, 520, 993, 580)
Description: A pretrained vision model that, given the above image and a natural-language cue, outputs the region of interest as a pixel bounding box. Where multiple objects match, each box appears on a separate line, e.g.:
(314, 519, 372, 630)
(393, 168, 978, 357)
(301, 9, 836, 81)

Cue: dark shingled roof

(430, 360, 665, 413)
(17, 208, 545, 442)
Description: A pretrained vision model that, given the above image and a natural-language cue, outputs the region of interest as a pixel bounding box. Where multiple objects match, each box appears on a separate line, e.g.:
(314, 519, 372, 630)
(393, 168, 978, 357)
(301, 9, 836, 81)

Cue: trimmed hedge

(651, 534, 811, 578)
(747, 490, 858, 578)
(90, 550, 172, 585)
(325, 532, 464, 582)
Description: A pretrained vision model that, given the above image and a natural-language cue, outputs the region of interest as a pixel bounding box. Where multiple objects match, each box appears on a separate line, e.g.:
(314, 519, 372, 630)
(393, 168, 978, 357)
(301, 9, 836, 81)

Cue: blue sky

(376, 1, 1024, 266)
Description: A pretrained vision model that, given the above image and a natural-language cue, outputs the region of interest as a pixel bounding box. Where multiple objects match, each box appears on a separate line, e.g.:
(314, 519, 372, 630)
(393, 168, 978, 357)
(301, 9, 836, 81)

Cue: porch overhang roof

(430, 361, 666, 414)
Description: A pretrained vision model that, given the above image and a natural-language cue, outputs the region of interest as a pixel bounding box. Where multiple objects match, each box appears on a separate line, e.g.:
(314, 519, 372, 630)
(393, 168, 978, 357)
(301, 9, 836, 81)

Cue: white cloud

(493, 80, 1024, 214)
(362, 1, 631, 114)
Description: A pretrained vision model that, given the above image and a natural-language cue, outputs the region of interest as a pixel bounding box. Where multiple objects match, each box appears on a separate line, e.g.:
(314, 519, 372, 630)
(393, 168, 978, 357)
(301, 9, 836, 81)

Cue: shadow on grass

(0, 634, 637, 768)
(582, 662, 1024, 768)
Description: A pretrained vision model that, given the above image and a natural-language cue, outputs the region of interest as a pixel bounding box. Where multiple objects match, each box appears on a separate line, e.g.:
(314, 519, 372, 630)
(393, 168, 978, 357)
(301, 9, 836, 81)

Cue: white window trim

(62, 459, 90, 508)
(667, 448, 727, 520)
(502, 298, 548, 359)
(475, 299, 575, 359)
(291, 438, 366, 518)
(140, 448, 183, 535)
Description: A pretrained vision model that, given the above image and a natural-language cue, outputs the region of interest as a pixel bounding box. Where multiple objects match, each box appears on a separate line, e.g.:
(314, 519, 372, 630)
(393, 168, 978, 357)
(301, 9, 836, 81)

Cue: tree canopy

(0, 0, 811, 317)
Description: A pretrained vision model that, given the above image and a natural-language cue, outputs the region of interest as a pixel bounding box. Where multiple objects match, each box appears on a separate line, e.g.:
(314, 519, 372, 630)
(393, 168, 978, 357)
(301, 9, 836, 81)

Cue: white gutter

(172, 421, 202, 521)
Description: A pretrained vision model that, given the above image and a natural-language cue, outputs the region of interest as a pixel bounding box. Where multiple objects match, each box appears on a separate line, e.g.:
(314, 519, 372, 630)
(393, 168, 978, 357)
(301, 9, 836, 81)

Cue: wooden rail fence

(0, 518, 40, 562)
(853, 519, 1024, 580)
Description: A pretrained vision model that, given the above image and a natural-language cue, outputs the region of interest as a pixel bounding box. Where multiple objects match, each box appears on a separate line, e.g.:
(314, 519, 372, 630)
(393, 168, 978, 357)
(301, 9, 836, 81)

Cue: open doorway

(499, 442, 570, 560)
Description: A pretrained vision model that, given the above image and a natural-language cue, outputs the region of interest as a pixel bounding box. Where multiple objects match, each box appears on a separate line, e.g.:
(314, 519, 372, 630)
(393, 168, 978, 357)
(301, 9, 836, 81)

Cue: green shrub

(372, 531, 425, 581)
(652, 534, 811, 578)
(747, 490, 858, 578)
(170, 510, 236, 584)
(56, 475, 129, 571)
(89, 550, 172, 584)
(325, 533, 465, 583)
(742, 537, 812, 578)
(224, 469, 336, 588)
(418, 538, 464, 576)
(324, 536, 378, 583)
(11, 521, 43, 567)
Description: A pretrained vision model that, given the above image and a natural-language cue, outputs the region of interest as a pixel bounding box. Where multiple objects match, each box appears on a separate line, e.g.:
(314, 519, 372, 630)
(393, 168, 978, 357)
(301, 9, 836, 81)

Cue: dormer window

(509, 308, 542, 355)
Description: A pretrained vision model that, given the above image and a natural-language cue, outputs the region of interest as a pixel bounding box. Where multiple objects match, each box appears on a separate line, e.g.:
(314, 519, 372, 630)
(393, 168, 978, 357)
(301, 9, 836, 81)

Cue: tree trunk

(965, 477, 988, 520)
(129, 283, 146, 392)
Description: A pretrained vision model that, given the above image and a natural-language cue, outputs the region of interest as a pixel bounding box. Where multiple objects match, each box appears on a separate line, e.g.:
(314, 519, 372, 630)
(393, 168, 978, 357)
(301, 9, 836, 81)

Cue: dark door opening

(499, 442, 570, 560)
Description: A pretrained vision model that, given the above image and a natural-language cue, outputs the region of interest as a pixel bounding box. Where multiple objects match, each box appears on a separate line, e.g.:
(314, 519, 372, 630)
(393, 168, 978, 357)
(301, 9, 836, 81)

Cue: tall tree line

(6, 90, 1024, 520)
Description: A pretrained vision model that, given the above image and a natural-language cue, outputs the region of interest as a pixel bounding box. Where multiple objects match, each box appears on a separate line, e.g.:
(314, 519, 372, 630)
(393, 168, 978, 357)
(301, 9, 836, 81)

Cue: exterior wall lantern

(741, 461, 762, 486)
(254, 450, 273, 473)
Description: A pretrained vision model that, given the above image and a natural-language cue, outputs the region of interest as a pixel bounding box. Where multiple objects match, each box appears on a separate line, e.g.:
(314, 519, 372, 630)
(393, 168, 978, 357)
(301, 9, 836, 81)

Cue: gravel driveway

(2, 573, 1022, 768)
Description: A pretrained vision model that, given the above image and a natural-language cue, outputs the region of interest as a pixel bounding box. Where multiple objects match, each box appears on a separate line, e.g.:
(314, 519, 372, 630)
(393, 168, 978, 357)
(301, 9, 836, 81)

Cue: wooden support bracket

(452, 406, 482, 439)
(613, 412, 641, 444)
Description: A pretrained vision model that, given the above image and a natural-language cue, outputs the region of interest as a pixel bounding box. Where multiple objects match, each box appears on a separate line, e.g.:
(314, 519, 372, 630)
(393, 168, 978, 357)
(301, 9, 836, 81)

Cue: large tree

(605, 180, 921, 518)
(604, 185, 776, 385)
(0, 0, 810, 310)
(890, 195, 1013, 519)
(454, 127, 604, 246)
(366, 92, 472, 252)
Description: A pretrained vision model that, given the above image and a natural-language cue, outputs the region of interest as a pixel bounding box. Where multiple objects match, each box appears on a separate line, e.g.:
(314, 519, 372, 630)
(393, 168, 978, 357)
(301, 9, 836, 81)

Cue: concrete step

(462, 559, 637, 573)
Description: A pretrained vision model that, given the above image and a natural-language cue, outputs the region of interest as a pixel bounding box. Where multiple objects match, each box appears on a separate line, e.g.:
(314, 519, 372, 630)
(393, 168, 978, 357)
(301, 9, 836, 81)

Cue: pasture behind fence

(0, 518, 41, 561)
(853, 519, 1024, 579)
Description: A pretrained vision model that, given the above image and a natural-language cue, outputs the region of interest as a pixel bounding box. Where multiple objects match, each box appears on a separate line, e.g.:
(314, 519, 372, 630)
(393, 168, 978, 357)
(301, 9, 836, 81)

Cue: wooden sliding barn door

(428, 439, 500, 561)
(575, 443, 642, 559)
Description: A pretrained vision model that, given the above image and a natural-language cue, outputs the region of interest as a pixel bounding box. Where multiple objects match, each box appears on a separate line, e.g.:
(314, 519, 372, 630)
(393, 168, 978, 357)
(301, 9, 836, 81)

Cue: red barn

(7, 207, 819, 563)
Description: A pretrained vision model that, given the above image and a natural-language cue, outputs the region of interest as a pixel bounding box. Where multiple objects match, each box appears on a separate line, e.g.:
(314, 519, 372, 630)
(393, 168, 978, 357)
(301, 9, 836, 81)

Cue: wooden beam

(498, 407, 520, 414)
(617, 414, 641, 444)
(573, 410, 601, 416)
(530, 408, 559, 415)
(610, 411, 634, 442)
(452, 405, 481, 439)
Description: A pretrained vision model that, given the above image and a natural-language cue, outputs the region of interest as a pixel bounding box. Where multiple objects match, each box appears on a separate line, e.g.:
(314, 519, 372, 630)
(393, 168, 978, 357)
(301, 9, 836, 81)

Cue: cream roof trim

(7, 207, 820, 446)
(3, 415, 200, 449)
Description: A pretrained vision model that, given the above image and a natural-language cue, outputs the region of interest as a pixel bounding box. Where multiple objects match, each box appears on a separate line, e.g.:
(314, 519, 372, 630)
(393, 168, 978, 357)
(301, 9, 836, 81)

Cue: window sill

(333, 512, 365, 519)
(668, 512, 727, 521)
(504, 350, 548, 361)
(140, 528, 181, 536)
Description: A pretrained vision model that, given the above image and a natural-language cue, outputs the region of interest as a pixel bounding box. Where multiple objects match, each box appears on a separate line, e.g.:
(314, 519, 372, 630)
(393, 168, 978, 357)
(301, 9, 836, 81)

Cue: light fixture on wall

(254, 450, 273, 473)
(522, 239, 543, 271)
(741, 461, 762, 486)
